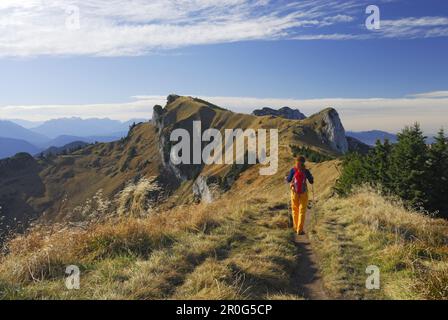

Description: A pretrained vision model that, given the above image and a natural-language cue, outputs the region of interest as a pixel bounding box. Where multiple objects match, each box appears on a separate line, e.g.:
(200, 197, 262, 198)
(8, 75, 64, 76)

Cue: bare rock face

(152, 96, 215, 182)
(317, 108, 349, 154)
(193, 176, 214, 204)
(152, 105, 164, 127)
(153, 107, 185, 181)
(252, 107, 306, 120)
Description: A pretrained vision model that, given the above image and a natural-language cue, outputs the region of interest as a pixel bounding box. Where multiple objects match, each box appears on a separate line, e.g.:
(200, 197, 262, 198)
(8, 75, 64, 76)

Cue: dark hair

(297, 156, 306, 164)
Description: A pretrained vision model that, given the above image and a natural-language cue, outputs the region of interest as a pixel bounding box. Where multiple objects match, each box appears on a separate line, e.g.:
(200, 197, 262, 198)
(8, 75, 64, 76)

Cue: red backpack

(292, 167, 307, 194)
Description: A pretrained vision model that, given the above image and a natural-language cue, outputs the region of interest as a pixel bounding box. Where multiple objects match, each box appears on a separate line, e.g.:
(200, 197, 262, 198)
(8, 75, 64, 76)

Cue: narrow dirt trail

(290, 209, 329, 300)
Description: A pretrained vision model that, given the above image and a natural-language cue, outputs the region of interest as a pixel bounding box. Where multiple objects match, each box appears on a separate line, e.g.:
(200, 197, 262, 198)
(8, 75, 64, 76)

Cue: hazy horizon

(1, 92, 446, 134)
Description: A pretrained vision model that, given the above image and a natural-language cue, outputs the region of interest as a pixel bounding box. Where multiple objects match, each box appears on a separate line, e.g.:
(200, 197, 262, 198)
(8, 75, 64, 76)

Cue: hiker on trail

(285, 156, 314, 235)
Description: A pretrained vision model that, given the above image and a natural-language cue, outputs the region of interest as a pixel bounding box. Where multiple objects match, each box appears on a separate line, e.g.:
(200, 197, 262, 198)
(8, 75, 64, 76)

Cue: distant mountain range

(0, 118, 148, 159)
(43, 135, 123, 149)
(29, 117, 143, 139)
(346, 130, 435, 146)
(0, 137, 41, 159)
(7, 119, 44, 129)
(346, 130, 398, 146)
(0, 120, 49, 146)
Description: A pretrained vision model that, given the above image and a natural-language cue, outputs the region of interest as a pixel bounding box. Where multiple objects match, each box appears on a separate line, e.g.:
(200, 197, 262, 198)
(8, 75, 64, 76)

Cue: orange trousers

(290, 190, 309, 234)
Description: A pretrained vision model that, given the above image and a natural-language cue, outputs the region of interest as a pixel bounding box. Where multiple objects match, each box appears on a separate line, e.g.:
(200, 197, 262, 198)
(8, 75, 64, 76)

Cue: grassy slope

(36, 124, 163, 221)
(0, 198, 292, 299)
(0, 123, 163, 227)
(0, 138, 340, 300)
(309, 187, 448, 300)
(3, 151, 446, 299)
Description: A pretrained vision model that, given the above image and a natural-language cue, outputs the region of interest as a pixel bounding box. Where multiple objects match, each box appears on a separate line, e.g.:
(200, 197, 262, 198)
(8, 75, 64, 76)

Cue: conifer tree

(427, 128, 448, 216)
(335, 152, 370, 196)
(389, 123, 429, 208)
(367, 139, 393, 190)
(336, 124, 448, 216)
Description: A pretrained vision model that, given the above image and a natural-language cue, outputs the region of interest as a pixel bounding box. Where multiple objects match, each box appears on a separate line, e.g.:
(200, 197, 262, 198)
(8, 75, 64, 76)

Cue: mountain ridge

(0, 137, 40, 159)
(0, 95, 351, 238)
(0, 120, 49, 146)
(252, 106, 306, 120)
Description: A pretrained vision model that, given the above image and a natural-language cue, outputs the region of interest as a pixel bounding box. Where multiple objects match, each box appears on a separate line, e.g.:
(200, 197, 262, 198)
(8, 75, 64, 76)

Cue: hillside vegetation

(0, 95, 347, 299)
(0, 95, 345, 237)
(336, 124, 448, 218)
(3, 158, 447, 300)
(0, 159, 340, 300)
(317, 123, 448, 299)
(310, 187, 448, 300)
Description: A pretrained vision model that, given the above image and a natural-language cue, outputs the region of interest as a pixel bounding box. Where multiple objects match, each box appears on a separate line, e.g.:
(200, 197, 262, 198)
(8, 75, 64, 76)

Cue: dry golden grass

(309, 186, 448, 300)
(4, 149, 444, 300)
(0, 227, 84, 284)
(0, 151, 337, 300)
(0, 207, 218, 299)
(172, 258, 247, 300)
(411, 261, 448, 300)
(0, 173, 304, 300)
(116, 177, 162, 217)
(0, 96, 346, 300)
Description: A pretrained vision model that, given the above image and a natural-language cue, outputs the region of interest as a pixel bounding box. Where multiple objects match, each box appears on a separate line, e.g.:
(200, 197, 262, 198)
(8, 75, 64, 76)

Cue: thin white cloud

(292, 33, 369, 40)
(378, 16, 448, 39)
(0, 0, 360, 57)
(2, 91, 448, 134)
(407, 91, 448, 99)
(1, 1, 447, 56)
(383, 17, 448, 28)
(293, 15, 448, 41)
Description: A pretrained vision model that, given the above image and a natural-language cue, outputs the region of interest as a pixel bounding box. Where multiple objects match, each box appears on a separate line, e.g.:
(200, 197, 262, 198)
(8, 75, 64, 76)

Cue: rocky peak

(167, 94, 181, 105)
(313, 108, 349, 154)
(252, 106, 306, 120)
(152, 104, 165, 128)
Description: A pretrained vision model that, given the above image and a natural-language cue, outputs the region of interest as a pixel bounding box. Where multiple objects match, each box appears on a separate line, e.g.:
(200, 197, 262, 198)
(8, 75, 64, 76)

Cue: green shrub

(289, 145, 333, 163)
(335, 124, 448, 217)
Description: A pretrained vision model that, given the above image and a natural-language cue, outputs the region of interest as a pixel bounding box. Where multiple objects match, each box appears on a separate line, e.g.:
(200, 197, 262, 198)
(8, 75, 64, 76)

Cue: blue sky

(0, 0, 447, 133)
